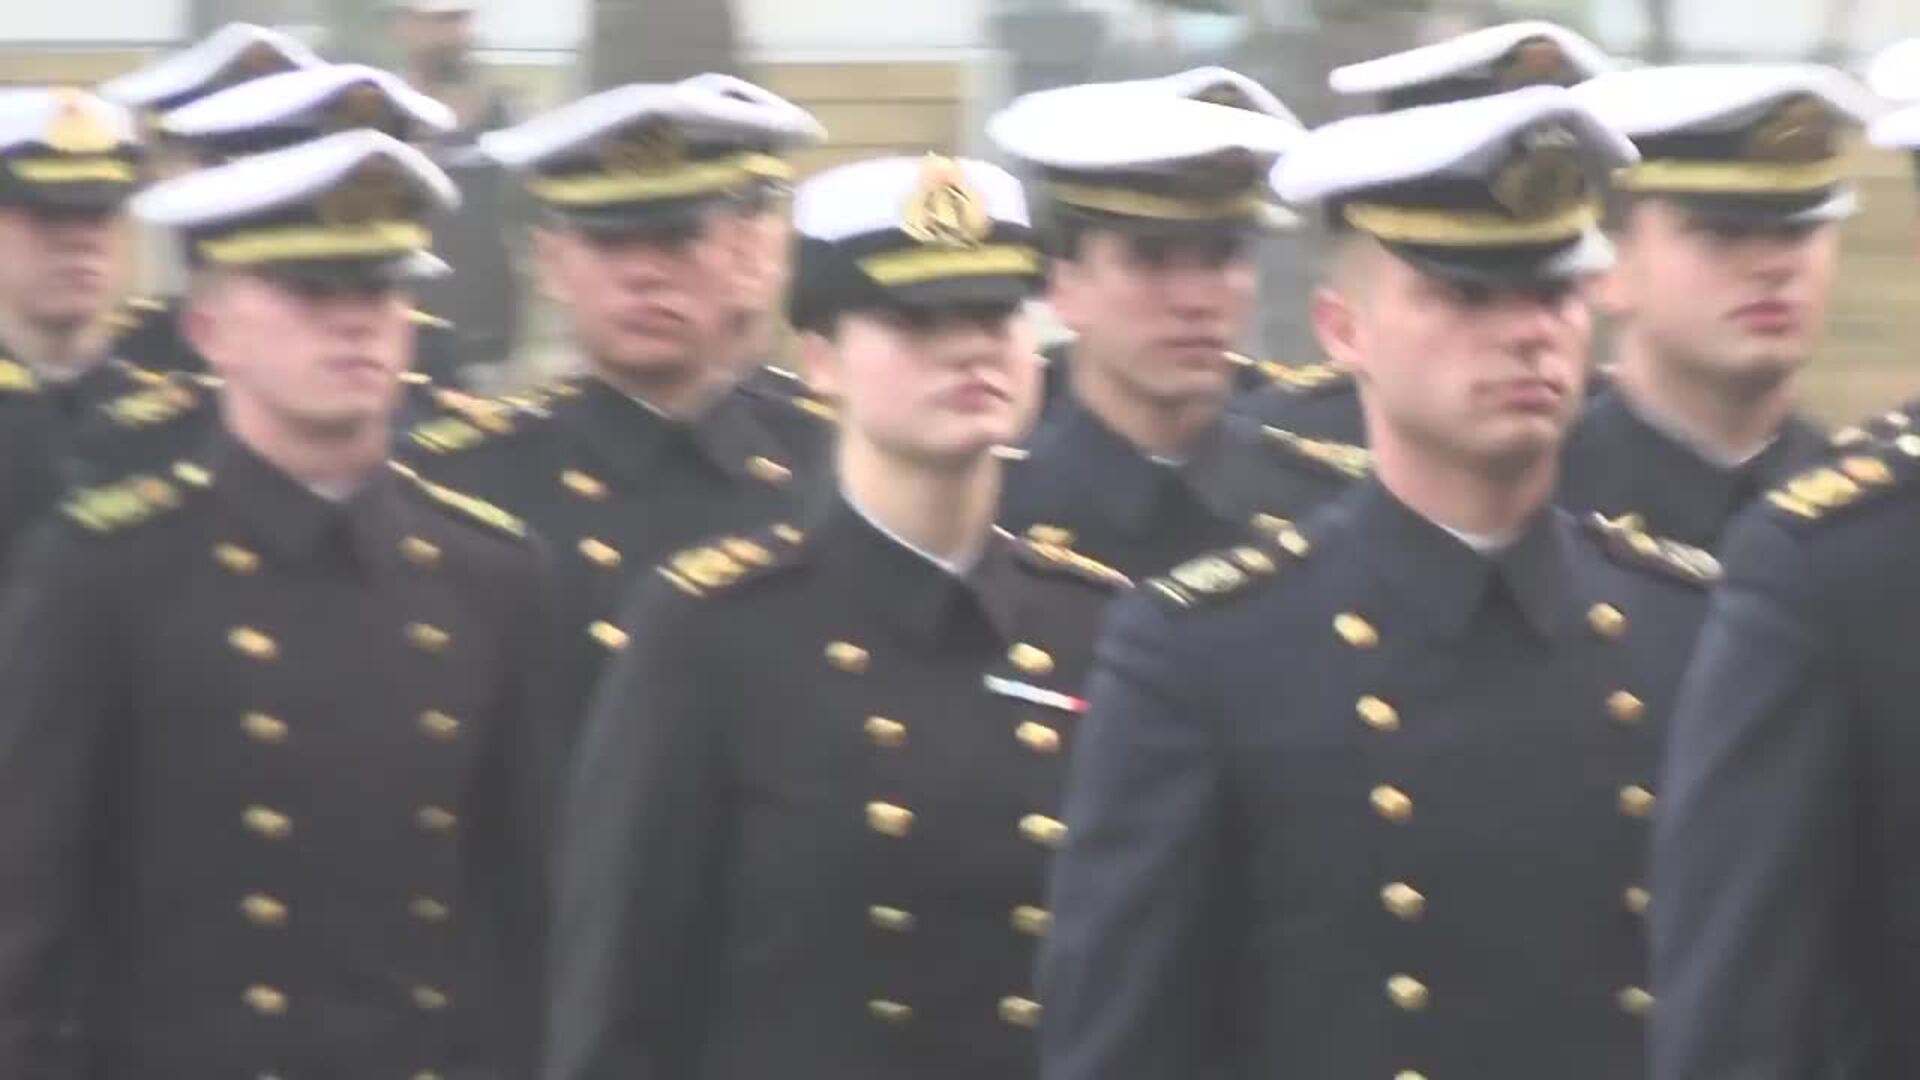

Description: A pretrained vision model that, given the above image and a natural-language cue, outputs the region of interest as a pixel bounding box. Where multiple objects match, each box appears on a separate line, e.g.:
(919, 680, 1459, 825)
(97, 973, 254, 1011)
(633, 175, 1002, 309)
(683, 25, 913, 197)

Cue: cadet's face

(1049, 229, 1256, 408)
(539, 216, 744, 386)
(732, 204, 792, 320)
(807, 303, 1038, 465)
(1316, 242, 1590, 474)
(0, 206, 129, 333)
(1602, 200, 1838, 390)
(190, 272, 411, 434)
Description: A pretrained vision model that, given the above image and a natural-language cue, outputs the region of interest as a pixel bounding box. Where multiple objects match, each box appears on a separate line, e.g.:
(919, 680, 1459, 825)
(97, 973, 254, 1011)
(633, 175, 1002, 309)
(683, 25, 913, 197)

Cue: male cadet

(0, 89, 155, 574)
(1242, 20, 1613, 444)
(0, 130, 551, 1078)
(1041, 87, 1720, 1080)
(1556, 66, 1874, 551)
(990, 82, 1364, 582)
(1028, 67, 1308, 434)
(102, 27, 468, 386)
(545, 153, 1123, 1080)
(1645, 88, 1920, 1080)
(405, 81, 832, 736)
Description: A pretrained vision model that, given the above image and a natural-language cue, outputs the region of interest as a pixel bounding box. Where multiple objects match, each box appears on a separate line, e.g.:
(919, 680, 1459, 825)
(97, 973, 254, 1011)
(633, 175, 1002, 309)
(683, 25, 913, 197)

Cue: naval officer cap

(1331, 21, 1613, 112)
(989, 81, 1303, 237)
(675, 73, 826, 205)
(133, 128, 458, 286)
(1868, 38, 1920, 103)
(1572, 64, 1877, 226)
(787, 154, 1043, 333)
(1275, 85, 1636, 286)
(0, 88, 143, 213)
(160, 64, 455, 161)
(100, 23, 322, 114)
(481, 81, 826, 232)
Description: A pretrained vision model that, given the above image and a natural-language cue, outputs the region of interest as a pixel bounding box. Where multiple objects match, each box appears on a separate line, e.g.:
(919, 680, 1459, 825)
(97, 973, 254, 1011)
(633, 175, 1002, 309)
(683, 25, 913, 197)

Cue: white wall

(734, 0, 989, 55)
(0, 0, 187, 42)
(1591, 0, 1920, 59)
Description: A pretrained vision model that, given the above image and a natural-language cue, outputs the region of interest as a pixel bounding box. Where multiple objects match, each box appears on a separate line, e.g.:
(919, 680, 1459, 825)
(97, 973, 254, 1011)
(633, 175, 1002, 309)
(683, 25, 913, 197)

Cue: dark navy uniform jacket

(0, 430, 554, 1080)
(1650, 441, 1920, 1080)
(1041, 478, 1716, 1080)
(542, 495, 1124, 1080)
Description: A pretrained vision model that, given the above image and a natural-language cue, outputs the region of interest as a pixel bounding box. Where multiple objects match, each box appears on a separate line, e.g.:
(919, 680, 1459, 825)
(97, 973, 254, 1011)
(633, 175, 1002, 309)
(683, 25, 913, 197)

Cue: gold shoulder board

(1263, 426, 1371, 479)
(393, 466, 526, 539)
(1148, 539, 1298, 610)
(63, 472, 192, 533)
(1582, 513, 1722, 586)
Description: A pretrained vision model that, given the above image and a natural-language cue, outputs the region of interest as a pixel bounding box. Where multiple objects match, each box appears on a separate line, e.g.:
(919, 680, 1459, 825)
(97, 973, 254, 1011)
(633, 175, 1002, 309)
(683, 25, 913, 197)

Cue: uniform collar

(1355, 479, 1574, 642)
(199, 429, 406, 573)
(564, 375, 791, 489)
(809, 494, 1022, 648)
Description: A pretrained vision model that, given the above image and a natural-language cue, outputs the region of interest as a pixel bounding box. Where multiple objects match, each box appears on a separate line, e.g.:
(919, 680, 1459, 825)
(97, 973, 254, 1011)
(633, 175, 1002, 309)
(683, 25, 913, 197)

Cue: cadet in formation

(101, 22, 468, 386)
(991, 76, 1363, 581)
(544, 154, 1124, 1080)
(1041, 87, 1719, 1080)
(1647, 86, 1920, 1080)
(1558, 63, 1873, 550)
(1242, 20, 1616, 444)
(0, 129, 553, 1079)
(0, 88, 163, 575)
(403, 79, 835, 737)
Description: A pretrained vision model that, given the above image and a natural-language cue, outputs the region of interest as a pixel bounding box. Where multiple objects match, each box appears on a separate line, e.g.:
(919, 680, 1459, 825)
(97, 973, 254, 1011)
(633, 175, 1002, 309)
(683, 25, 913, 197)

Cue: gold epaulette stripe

(1583, 513, 1722, 585)
(655, 528, 802, 597)
(1149, 537, 1304, 609)
(1263, 426, 1371, 478)
(63, 472, 190, 533)
(390, 463, 525, 538)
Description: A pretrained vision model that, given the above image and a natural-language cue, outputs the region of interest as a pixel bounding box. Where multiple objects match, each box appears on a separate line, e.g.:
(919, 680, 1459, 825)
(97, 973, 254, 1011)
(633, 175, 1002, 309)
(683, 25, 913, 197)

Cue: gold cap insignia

(43, 89, 118, 155)
(902, 155, 992, 249)
(1747, 96, 1836, 165)
(602, 121, 686, 173)
(1493, 129, 1588, 220)
(327, 82, 397, 133)
(1496, 38, 1573, 90)
(319, 161, 411, 226)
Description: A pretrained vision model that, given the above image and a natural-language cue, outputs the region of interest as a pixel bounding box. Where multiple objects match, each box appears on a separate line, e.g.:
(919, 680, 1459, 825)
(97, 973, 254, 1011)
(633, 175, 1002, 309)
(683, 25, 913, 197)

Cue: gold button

(561, 469, 607, 500)
(1589, 603, 1628, 639)
(773, 524, 805, 545)
(1381, 882, 1425, 920)
(864, 716, 906, 749)
(1619, 786, 1656, 819)
(1009, 643, 1054, 675)
(243, 806, 293, 840)
(214, 543, 260, 574)
(241, 712, 288, 744)
(1335, 613, 1378, 648)
(1624, 886, 1651, 916)
(1231, 546, 1275, 574)
(418, 710, 460, 741)
(1016, 721, 1061, 754)
(868, 905, 915, 932)
(1842, 455, 1894, 485)
(1026, 524, 1075, 547)
(406, 623, 451, 653)
(1608, 691, 1645, 725)
(999, 996, 1042, 1028)
(1387, 974, 1430, 1012)
(1011, 905, 1052, 937)
(826, 641, 869, 673)
(229, 627, 277, 660)
(417, 806, 458, 833)
(1371, 786, 1413, 823)
(748, 456, 792, 485)
(1357, 696, 1400, 732)
(410, 897, 451, 923)
(866, 802, 914, 838)
(1250, 513, 1291, 535)
(412, 985, 450, 1011)
(867, 999, 912, 1023)
(243, 984, 288, 1015)
(589, 621, 629, 651)
(1618, 986, 1655, 1016)
(173, 461, 213, 487)
(578, 537, 622, 569)
(1019, 814, 1068, 848)
(1276, 528, 1311, 557)
(240, 893, 288, 927)
(400, 536, 441, 567)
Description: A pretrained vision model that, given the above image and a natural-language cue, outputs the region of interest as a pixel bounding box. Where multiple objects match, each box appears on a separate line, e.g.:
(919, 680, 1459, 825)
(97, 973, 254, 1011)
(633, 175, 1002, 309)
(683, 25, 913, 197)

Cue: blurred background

(4, 0, 1918, 418)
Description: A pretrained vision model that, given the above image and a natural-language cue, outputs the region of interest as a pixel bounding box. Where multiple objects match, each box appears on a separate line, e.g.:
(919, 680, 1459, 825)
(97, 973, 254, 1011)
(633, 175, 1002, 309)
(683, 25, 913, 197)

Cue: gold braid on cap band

(527, 151, 792, 207)
(1048, 181, 1267, 222)
(1342, 200, 1598, 247)
(857, 243, 1042, 287)
(10, 156, 137, 184)
(196, 221, 431, 266)
(1610, 156, 1846, 196)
